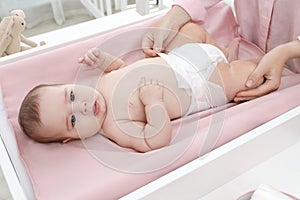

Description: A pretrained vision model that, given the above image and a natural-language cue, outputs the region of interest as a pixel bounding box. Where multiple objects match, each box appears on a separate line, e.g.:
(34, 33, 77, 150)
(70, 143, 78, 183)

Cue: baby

(18, 23, 264, 152)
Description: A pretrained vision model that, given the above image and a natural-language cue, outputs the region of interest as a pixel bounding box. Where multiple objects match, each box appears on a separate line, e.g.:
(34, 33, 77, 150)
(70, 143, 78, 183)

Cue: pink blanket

(0, 1, 300, 199)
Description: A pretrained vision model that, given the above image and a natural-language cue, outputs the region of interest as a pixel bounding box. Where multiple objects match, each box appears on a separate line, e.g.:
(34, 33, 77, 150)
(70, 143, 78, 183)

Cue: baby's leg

(165, 22, 239, 61)
(213, 59, 263, 101)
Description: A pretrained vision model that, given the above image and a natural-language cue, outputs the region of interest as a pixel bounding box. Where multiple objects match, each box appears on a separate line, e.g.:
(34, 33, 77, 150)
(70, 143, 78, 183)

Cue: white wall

(0, 0, 89, 28)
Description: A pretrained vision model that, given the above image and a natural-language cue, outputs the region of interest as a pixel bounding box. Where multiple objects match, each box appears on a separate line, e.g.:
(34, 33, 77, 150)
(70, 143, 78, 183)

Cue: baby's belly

(107, 58, 191, 120)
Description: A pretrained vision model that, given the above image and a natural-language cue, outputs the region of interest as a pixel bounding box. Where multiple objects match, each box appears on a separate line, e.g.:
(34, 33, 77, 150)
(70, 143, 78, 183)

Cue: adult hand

(234, 47, 286, 102)
(142, 20, 176, 57)
(142, 5, 191, 57)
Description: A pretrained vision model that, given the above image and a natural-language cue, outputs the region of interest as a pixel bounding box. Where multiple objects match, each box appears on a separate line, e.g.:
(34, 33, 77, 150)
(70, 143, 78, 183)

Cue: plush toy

(0, 9, 40, 57)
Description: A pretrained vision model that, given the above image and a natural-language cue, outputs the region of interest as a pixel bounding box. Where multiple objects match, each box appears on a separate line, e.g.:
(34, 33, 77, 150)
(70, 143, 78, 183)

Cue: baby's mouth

(94, 101, 100, 116)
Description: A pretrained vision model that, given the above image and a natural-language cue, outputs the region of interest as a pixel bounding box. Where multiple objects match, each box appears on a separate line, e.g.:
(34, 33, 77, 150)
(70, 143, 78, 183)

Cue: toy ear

(10, 9, 26, 19)
(0, 17, 14, 45)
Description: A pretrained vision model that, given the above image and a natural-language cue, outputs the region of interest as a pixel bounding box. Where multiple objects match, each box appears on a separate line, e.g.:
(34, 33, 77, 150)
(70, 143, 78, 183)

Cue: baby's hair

(18, 84, 66, 142)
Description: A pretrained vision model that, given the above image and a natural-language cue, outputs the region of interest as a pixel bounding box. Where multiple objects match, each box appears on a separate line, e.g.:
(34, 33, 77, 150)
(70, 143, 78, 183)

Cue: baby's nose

(80, 101, 88, 115)
(72, 101, 88, 115)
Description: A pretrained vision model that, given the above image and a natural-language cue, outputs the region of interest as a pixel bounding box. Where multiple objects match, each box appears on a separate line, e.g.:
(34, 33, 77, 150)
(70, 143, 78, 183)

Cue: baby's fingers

(85, 50, 97, 65)
(139, 78, 164, 97)
(82, 48, 100, 65)
(88, 48, 100, 58)
(78, 57, 85, 64)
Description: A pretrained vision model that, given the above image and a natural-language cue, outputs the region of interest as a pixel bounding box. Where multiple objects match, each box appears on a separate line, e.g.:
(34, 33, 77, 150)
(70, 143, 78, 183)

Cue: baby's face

(38, 84, 107, 141)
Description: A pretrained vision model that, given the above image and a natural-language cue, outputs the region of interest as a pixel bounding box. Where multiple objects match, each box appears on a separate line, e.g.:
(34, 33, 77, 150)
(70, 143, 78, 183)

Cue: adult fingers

(152, 33, 164, 53)
(235, 79, 279, 102)
(142, 33, 157, 57)
(142, 31, 166, 57)
(233, 96, 256, 103)
(245, 66, 266, 88)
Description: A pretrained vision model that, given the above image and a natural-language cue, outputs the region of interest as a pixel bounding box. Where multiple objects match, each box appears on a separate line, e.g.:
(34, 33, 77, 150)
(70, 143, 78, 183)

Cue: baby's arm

(136, 81, 172, 152)
(78, 48, 125, 72)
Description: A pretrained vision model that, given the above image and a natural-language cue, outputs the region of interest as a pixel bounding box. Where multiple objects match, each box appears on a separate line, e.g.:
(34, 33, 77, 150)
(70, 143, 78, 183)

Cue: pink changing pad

(1, 1, 300, 200)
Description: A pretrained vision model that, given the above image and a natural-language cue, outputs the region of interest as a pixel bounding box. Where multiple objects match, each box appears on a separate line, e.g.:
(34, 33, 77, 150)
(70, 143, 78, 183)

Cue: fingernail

(246, 80, 253, 87)
(234, 98, 240, 103)
(154, 48, 161, 52)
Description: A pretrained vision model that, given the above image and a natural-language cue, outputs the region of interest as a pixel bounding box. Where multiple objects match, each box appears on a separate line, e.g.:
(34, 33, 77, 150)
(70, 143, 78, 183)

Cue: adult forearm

(173, 0, 221, 22)
(165, 5, 191, 30)
(265, 39, 300, 66)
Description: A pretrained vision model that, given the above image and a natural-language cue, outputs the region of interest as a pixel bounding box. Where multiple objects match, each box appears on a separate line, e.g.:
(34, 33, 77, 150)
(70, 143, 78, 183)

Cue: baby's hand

(139, 79, 164, 106)
(78, 48, 103, 70)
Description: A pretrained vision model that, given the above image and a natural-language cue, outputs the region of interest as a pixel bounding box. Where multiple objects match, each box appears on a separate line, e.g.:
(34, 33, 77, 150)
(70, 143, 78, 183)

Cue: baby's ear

(61, 138, 72, 144)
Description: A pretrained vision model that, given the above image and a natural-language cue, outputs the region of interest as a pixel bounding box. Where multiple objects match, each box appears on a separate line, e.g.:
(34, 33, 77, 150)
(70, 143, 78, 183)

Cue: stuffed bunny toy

(0, 9, 38, 57)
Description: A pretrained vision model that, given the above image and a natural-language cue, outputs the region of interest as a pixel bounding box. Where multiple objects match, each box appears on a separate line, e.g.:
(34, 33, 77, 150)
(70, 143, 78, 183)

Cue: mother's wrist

(284, 38, 300, 59)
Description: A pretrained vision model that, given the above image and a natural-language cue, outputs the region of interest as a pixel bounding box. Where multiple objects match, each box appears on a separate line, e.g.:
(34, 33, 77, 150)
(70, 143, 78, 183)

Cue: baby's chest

(103, 66, 191, 119)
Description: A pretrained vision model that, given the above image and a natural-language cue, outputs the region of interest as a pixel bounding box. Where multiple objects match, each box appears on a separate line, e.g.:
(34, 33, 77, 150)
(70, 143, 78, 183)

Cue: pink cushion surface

(1, 2, 300, 200)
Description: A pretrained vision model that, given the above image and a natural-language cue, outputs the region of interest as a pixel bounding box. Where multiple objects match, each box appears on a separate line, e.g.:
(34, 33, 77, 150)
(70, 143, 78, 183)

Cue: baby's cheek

(76, 116, 100, 139)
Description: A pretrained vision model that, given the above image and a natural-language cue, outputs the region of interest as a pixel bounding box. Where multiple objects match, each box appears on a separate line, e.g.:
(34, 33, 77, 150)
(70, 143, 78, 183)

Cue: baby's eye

(70, 90, 75, 102)
(71, 114, 76, 127)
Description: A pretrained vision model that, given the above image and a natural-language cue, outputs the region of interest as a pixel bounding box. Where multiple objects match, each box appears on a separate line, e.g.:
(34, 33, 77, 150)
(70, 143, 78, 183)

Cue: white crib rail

(80, 0, 106, 17)
(136, 0, 164, 15)
(80, 0, 165, 18)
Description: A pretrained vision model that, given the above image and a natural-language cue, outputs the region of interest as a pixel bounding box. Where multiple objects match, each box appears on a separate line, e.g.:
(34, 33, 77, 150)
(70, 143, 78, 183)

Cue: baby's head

(18, 84, 107, 143)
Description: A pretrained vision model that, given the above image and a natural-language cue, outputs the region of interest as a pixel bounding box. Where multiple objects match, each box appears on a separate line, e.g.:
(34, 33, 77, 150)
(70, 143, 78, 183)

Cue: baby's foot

(225, 37, 241, 62)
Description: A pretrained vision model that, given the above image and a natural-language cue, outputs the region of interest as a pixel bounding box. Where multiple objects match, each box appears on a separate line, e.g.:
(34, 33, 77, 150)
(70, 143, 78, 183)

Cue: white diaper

(159, 43, 228, 116)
